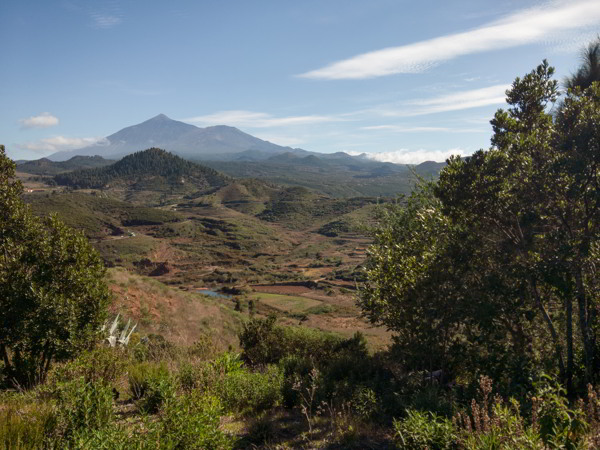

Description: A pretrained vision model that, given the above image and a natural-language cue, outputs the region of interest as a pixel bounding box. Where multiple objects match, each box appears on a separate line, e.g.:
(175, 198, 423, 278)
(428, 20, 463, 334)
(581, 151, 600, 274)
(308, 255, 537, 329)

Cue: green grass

(250, 293, 323, 313)
(25, 191, 179, 237)
(95, 235, 157, 264)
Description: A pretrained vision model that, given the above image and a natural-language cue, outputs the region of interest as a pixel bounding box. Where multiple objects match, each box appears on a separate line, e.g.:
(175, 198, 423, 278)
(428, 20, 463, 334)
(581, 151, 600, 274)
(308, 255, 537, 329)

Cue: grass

(250, 293, 323, 314)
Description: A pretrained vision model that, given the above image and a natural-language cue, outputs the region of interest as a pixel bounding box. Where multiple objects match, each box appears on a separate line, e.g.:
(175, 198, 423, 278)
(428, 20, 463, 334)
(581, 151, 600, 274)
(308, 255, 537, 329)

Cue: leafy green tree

(359, 55, 598, 394)
(0, 145, 110, 386)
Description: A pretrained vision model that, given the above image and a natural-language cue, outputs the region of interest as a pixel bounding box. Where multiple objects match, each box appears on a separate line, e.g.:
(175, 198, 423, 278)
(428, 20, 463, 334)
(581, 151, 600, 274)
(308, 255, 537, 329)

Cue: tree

(0, 145, 111, 386)
(358, 55, 599, 394)
(564, 37, 600, 91)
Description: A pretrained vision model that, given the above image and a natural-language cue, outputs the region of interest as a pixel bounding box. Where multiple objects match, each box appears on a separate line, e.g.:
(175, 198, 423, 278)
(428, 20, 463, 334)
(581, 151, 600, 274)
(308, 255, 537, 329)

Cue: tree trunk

(573, 268, 593, 384)
(530, 277, 566, 381)
(565, 294, 574, 396)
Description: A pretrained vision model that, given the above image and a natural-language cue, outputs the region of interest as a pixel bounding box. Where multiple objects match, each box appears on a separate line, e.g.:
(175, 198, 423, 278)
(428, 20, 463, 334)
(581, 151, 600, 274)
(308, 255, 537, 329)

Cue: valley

(20, 148, 397, 350)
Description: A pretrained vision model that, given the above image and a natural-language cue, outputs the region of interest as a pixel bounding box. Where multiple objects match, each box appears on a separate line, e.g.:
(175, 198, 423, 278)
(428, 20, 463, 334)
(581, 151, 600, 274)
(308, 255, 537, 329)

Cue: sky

(2, 0, 600, 163)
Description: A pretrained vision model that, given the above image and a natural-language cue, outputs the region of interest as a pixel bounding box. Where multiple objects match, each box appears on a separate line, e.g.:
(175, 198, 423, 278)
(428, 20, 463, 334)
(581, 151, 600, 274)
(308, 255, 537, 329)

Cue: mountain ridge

(49, 114, 300, 161)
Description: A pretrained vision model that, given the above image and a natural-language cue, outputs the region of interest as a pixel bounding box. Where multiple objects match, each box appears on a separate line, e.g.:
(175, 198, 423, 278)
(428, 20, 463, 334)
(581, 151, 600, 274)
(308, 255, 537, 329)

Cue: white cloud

(351, 148, 469, 164)
(184, 110, 341, 128)
(368, 84, 509, 117)
(19, 112, 59, 129)
(299, 0, 600, 79)
(360, 125, 487, 133)
(90, 13, 122, 29)
(17, 136, 108, 153)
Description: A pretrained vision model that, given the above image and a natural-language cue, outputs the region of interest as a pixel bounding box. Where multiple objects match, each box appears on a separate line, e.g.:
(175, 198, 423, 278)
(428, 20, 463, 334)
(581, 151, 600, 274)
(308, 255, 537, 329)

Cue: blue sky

(2, 0, 599, 163)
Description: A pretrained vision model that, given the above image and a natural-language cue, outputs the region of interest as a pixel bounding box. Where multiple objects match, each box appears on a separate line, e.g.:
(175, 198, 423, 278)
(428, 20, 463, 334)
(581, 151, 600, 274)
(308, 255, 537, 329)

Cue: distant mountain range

(49, 114, 308, 162)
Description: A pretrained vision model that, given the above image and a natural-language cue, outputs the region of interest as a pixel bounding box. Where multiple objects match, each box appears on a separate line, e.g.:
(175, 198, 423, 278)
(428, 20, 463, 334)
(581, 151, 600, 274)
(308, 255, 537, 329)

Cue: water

(197, 289, 232, 299)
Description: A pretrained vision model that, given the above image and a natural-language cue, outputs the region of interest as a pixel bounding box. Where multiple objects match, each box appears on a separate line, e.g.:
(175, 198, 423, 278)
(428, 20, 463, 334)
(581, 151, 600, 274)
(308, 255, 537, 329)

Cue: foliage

(239, 314, 343, 365)
(47, 346, 126, 386)
(0, 145, 111, 386)
(358, 59, 599, 395)
(54, 147, 228, 191)
(394, 409, 457, 450)
(127, 361, 171, 402)
(532, 375, 588, 449)
(55, 377, 115, 438)
(153, 392, 233, 449)
(218, 364, 283, 415)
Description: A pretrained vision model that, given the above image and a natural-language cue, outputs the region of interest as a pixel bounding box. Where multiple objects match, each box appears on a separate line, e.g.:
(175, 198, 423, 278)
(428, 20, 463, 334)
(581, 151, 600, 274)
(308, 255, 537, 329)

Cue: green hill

(54, 148, 230, 194)
(25, 191, 180, 238)
(257, 186, 379, 228)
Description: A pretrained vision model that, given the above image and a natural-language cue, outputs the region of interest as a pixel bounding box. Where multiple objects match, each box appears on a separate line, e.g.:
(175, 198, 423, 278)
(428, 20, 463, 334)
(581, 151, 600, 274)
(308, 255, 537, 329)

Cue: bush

(139, 373, 176, 414)
(154, 392, 233, 449)
(219, 365, 283, 415)
(533, 375, 588, 449)
(47, 346, 126, 386)
(394, 409, 457, 450)
(128, 361, 172, 404)
(55, 377, 114, 438)
(239, 315, 342, 366)
(132, 333, 176, 362)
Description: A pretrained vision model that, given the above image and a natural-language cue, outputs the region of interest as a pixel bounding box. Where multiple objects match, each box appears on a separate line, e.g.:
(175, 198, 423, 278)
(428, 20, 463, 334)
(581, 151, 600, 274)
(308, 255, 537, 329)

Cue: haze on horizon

(2, 0, 599, 163)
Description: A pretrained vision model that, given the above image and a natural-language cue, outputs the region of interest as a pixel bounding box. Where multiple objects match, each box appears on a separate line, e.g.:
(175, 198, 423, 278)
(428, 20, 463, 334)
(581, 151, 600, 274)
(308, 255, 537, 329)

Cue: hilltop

(49, 114, 300, 161)
(54, 148, 229, 196)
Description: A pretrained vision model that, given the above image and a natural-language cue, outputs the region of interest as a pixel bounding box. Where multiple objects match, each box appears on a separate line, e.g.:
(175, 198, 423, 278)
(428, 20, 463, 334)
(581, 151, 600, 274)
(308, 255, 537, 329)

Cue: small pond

(197, 289, 232, 299)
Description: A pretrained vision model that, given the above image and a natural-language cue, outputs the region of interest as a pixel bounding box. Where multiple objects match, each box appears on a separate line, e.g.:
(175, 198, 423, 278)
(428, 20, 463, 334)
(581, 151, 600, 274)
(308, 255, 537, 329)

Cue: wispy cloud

(299, 0, 600, 79)
(90, 13, 121, 28)
(19, 112, 59, 129)
(17, 136, 108, 153)
(365, 84, 509, 117)
(360, 125, 487, 133)
(350, 148, 469, 164)
(183, 110, 342, 128)
(89, 1, 123, 29)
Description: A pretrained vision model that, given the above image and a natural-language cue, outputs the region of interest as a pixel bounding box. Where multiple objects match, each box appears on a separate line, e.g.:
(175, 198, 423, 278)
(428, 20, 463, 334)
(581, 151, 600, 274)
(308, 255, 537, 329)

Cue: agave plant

(102, 314, 137, 347)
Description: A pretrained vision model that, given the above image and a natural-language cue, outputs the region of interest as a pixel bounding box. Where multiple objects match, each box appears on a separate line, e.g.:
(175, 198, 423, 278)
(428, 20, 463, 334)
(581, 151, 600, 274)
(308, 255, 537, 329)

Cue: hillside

(201, 158, 425, 197)
(16, 155, 114, 175)
(54, 148, 229, 196)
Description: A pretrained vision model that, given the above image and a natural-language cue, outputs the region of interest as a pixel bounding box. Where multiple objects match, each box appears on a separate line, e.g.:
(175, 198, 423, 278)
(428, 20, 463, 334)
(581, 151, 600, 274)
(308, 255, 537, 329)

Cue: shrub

(394, 409, 457, 450)
(239, 315, 342, 366)
(47, 346, 126, 386)
(532, 375, 588, 449)
(139, 373, 176, 414)
(155, 392, 233, 449)
(127, 361, 171, 402)
(458, 399, 543, 450)
(219, 365, 283, 415)
(55, 377, 114, 438)
(132, 333, 176, 362)
(178, 361, 200, 392)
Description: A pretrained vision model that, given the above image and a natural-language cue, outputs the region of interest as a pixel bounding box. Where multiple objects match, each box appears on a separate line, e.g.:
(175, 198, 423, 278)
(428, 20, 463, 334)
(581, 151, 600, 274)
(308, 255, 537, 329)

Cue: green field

(251, 292, 323, 313)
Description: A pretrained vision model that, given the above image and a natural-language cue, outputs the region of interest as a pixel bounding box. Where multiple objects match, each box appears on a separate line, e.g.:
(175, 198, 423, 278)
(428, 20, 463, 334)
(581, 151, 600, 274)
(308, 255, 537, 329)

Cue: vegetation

(0, 40, 598, 449)
(0, 145, 111, 386)
(54, 148, 229, 192)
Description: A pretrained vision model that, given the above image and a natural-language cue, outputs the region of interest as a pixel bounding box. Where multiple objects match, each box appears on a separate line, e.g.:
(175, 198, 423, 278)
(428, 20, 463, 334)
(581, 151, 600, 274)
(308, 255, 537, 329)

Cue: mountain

(49, 114, 299, 161)
(17, 155, 114, 175)
(54, 148, 229, 194)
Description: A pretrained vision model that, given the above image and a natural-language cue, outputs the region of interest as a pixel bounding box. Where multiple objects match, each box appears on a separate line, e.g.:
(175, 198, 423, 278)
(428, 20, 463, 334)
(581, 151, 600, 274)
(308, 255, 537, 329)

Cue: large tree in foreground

(359, 57, 599, 394)
(0, 145, 110, 386)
